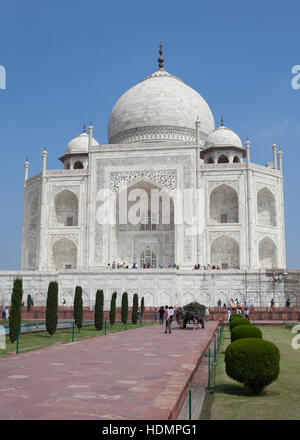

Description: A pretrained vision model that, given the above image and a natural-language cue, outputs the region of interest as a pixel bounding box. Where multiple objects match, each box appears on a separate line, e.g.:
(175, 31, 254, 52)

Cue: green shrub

(9, 278, 23, 343)
(95, 290, 104, 331)
(229, 314, 241, 321)
(121, 292, 128, 324)
(110, 292, 117, 327)
(141, 297, 144, 318)
(225, 338, 280, 395)
(132, 293, 138, 324)
(230, 317, 251, 332)
(46, 281, 58, 336)
(27, 294, 32, 312)
(231, 324, 262, 342)
(74, 286, 83, 333)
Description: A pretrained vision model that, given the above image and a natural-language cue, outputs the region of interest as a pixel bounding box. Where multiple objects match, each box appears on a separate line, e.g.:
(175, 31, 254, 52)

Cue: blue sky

(0, 0, 299, 269)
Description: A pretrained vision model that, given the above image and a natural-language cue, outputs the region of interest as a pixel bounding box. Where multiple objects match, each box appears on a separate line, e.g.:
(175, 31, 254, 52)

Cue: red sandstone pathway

(0, 321, 218, 420)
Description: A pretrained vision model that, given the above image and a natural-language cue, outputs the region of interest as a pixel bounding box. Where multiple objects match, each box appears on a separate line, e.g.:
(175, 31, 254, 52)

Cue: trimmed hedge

(110, 292, 117, 327)
(132, 293, 138, 324)
(46, 281, 58, 336)
(121, 292, 128, 324)
(95, 289, 104, 331)
(9, 278, 23, 343)
(230, 317, 251, 332)
(225, 338, 280, 395)
(229, 314, 241, 322)
(231, 324, 262, 342)
(74, 286, 83, 333)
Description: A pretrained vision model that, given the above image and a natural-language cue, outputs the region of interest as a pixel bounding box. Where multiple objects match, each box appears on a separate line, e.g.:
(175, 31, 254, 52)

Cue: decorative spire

(158, 43, 164, 70)
(220, 115, 224, 127)
(83, 122, 86, 133)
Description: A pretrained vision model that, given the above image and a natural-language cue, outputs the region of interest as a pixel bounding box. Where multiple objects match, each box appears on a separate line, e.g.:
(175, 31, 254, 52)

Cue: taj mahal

(0, 47, 291, 308)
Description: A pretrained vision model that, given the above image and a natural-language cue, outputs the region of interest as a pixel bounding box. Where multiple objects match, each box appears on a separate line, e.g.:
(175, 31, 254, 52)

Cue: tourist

(153, 308, 158, 322)
(217, 299, 221, 308)
(244, 308, 250, 320)
(137, 307, 141, 323)
(205, 307, 209, 322)
(223, 303, 226, 308)
(1, 306, 6, 320)
(107, 263, 111, 269)
(169, 306, 174, 324)
(159, 306, 164, 324)
(271, 298, 275, 308)
(164, 305, 171, 334)
(227, 308, 231, 322)
(173, 263, 176, 269)
(5, 307, 9, 320)
(63, 298, 66, 306)
(286, 298, 291, 307)
(237, 307, 242, 316)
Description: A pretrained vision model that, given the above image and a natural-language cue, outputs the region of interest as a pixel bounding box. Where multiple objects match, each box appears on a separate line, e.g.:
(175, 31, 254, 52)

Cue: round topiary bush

(225, 338, 280, 395)
(230, 314, 241, 321)
(231, 324, 262, 342)
(230, 317, 251, 332)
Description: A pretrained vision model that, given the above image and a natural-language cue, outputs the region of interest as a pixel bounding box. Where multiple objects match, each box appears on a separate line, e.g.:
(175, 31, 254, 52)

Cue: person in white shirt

(205, 307, 209, 322)
(227, 308, 231, 322)
(169, 306, 174, 324)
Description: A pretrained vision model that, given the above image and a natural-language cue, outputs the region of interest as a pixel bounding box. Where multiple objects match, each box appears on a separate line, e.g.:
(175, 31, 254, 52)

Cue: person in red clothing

(164, 305, 171, 334)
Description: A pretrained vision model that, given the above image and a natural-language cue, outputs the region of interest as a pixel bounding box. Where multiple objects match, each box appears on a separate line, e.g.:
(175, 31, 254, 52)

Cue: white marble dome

(204, 125, 243, 150)
(66, 131, 99, 154)
(108, 69, 215, 144)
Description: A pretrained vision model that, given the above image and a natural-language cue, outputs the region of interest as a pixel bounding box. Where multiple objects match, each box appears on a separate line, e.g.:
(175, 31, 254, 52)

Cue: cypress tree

(132, 293, 138, 324)
(121, 291, 128, 324)
(141, 297, 145, 318)
(110, 291, 117, 327)
(95, 289, 104, 331)
(74, 286, 83, 333)
(27, 294, 31, 312)
(9, 278, 23, 343)
(46, 281, 58, 336)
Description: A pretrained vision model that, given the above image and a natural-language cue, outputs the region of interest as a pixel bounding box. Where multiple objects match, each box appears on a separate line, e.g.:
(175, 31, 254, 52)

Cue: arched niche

(233, 156, 241, 163)
(218, 155, 229, 163)
(211, 235, 240, 269)
(210, 184, 239, 224)
(74, 161, 84, 169)
(54, 190, 78, 227)
(28, 194, 39, 231)
(257, 188, 276, 226)
(52, 238, 77, 270)
(116, 180, 175, 268)
(258, 237, 277, 268)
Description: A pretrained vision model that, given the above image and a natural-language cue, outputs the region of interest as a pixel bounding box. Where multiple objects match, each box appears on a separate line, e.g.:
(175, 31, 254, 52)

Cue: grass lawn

(0, 321, 152, 358)
(201, 325, 300, 420)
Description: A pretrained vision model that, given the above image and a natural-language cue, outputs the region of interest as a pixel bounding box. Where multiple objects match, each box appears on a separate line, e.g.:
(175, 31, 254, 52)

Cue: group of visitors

(106, 262, 180, 270)
(193, 264, 223, 270)
(1, 305, 9, 320)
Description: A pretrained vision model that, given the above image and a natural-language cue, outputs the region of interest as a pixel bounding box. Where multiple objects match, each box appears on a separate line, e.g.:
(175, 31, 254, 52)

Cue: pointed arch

(259, 237, 277, 268)
(211, 235, 240, 269)
(218, 155, 229, 163)
(257, 187, 276, 226)
(54, 189, 78, 227)
(210, 184, 239, 224)
(52, 238, 77, 269)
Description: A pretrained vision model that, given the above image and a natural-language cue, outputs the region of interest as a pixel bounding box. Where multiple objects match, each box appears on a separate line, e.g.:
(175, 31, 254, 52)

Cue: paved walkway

(0, 321, 218, 420)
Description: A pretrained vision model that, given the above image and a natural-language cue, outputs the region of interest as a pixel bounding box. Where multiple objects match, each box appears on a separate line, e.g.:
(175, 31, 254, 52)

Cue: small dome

(66, 131, 99, 154)
(108, 68, 215, 144)
(204, 125, 243, 150)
